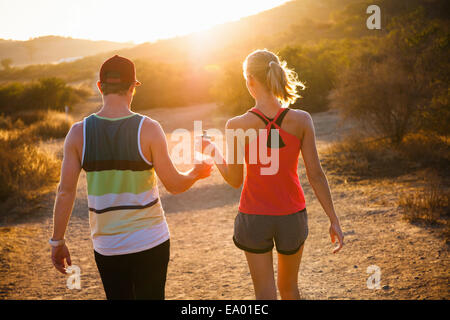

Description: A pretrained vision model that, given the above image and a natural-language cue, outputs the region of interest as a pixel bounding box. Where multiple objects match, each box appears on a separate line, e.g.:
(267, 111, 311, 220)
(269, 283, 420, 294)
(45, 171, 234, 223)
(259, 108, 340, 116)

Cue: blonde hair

(243, 49, 305, 106)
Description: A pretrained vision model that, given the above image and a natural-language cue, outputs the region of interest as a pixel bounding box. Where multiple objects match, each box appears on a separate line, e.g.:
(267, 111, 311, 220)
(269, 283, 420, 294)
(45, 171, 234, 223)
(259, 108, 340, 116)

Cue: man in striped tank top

(49, 55, 212, 299)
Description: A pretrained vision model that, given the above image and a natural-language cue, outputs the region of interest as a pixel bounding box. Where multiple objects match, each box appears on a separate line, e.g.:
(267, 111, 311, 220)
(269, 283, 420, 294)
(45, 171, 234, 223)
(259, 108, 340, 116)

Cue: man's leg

(131, 239, 170, 300)
(94, 250, 135, 300)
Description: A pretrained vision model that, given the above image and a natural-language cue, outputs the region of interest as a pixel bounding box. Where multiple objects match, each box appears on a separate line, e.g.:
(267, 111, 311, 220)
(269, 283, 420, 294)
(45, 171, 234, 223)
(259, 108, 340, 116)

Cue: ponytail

(244, 49, 305, 106)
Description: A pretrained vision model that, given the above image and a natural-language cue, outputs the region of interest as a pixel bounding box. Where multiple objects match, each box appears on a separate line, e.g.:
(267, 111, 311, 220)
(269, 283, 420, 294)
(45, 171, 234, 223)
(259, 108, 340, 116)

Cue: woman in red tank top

(200, 49, 344, 300)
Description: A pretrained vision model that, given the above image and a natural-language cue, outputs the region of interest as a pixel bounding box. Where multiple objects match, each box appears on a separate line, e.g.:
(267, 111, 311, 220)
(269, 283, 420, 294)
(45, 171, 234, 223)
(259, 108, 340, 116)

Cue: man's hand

(329, 222, 344, 253)
(51, 244, 72, 274)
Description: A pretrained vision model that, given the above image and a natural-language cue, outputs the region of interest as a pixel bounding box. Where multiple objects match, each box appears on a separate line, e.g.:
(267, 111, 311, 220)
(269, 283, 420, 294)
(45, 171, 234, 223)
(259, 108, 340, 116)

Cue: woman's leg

(244, 250, 277, 300)
(277, 244, 304, 300)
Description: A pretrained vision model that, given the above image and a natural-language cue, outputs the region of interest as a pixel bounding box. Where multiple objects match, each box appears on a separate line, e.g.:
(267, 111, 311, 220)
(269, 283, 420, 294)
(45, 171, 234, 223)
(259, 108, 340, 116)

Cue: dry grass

(0, 129, 60, 202)
(325, 132, 450, 244)
(323, 135, 404, 178)
(0, 110, 69, 221)
(324, 132, 449, 179)
(26, 111, 73, 140)
(399, 182, 450, 241)
(1, 106, 449, 300)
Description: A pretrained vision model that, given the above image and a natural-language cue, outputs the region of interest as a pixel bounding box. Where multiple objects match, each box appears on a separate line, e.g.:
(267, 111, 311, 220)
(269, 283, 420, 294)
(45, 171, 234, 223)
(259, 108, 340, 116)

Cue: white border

(81, 117, 86, 166)
(137, 116, 153, 166)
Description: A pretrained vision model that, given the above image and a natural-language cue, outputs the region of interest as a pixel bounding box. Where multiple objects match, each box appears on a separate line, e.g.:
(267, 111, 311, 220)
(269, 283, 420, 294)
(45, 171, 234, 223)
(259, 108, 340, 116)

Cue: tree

(1, 58, 13, 71)
(211, 61, 254, 115)
(330, 8, 448, 145)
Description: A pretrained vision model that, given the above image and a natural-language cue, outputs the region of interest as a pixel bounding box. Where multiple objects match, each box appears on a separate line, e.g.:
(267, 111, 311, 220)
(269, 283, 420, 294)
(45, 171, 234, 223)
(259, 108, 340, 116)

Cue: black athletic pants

(94, 239, 170, 300)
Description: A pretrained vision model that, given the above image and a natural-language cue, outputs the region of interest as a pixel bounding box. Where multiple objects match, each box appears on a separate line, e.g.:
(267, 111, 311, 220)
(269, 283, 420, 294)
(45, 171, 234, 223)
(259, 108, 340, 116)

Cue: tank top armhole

(137, 116, 153, 166)
(81, 117, 86, 167)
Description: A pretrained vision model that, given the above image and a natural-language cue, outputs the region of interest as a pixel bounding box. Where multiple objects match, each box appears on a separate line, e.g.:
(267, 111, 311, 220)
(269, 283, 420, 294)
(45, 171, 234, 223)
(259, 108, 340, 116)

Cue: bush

(132, 60, 214, 110)
(210, 61, 254, 115)
(9, 110, 48, 125)
(279, 44, 337, 113)
(26, 111, 73, 140)
(399, 182, 449, 225)
(400, 133, 450, 170)
(330, 8, 448, 145)
(323, 135, 405, 178)
(324, 133, 449, 178)
(0, 129, 60, 201)
(0, 78, 90, 114)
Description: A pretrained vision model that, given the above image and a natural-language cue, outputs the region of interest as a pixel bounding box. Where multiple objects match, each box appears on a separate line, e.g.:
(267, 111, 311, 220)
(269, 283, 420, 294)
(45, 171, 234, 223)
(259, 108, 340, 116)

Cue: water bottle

(194, 130, 213, 164)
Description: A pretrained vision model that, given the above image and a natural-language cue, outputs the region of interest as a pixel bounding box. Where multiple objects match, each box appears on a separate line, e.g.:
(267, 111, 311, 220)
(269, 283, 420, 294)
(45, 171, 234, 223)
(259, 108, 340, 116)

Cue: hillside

(116, 0, 449, 65)
(118, 0, 359, 64)
(0, 36, 134, 66)
(0, 0, 447, 112)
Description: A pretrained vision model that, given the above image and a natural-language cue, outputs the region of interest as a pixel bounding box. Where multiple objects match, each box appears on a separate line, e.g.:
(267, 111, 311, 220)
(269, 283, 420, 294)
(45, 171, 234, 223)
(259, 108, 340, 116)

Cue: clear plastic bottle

(194, 130, 213, 164)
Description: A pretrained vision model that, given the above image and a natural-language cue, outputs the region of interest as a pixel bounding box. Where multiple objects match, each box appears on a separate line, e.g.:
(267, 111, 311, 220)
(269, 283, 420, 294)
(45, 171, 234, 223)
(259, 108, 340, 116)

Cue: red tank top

(239, 107, 306, 215)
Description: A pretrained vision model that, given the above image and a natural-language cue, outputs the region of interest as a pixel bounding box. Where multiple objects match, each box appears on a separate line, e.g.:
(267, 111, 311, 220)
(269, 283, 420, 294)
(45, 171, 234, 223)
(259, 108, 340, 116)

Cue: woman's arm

(300, 112, 344, 253)
(201, 119, 244, 188)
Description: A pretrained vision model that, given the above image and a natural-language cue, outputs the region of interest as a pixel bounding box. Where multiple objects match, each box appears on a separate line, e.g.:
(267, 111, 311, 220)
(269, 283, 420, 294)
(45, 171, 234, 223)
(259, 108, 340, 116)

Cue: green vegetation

(1, 58, 12, 71)
(0, 0, 448, 225)
(0, 109, 73, 213)
(0, 78, 90, 113)
(132, 60, 213, 110)
(0, 1, 447, 115)
(331, 8, 449, 145)
(0, 128, 60, 202)
(0, 77, 79, 208)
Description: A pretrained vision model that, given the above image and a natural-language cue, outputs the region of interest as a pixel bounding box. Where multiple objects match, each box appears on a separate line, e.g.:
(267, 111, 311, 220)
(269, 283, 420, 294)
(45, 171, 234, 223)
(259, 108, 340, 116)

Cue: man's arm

(143, 118, 211, 194)
(51, 122, 82, 274)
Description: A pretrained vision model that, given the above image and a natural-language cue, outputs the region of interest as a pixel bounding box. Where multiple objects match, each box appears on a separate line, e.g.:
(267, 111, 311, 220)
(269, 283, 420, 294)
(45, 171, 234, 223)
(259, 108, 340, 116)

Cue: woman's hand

(51, 244, 72, 274)
(329, 222, 344, 253)
(197, 136, 217, 158)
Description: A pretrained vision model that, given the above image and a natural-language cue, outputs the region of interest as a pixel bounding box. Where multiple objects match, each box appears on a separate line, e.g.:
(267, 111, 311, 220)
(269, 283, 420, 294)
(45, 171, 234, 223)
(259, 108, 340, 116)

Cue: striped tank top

(82, 113, 169, 256)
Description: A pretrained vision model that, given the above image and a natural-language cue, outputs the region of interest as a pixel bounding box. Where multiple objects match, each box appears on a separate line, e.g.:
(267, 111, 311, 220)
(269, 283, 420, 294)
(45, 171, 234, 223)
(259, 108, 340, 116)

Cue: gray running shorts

(233, 208, 308, 255)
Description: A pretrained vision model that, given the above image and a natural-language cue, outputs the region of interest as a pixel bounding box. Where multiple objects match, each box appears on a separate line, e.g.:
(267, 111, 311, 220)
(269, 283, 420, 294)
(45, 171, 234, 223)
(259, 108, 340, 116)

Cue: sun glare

(0, 0, 290, 43)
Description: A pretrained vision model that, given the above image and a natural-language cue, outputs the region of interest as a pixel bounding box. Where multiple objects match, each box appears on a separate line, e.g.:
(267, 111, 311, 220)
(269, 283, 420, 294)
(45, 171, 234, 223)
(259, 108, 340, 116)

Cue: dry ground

(0, 102, 448, 300)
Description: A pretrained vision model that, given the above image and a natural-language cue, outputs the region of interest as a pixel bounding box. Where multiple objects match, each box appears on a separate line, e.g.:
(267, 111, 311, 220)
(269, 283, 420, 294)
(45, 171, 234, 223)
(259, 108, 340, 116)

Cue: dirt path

(0, 104, 448, 300)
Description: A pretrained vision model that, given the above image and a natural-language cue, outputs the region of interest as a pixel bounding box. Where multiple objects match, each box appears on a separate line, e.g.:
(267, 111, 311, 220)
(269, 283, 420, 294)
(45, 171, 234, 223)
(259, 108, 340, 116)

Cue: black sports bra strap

(250, 108, 290, 127)
(274, 108, 290, 127)
(249, 110, 269, 125)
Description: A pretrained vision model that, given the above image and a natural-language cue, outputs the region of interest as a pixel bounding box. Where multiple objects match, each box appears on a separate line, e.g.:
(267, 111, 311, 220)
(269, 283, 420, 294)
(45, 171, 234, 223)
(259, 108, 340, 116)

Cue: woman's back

(237, 107, 307, 215)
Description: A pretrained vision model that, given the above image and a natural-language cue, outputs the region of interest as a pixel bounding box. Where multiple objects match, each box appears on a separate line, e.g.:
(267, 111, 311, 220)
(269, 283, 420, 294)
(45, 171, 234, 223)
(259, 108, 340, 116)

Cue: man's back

(50, 54, 211, 299)
(81, 112, 169, 256)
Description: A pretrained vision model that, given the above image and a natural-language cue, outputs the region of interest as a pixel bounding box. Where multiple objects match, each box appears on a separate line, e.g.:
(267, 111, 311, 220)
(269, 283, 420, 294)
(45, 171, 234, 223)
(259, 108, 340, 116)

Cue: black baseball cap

(99, 55, 141, 86)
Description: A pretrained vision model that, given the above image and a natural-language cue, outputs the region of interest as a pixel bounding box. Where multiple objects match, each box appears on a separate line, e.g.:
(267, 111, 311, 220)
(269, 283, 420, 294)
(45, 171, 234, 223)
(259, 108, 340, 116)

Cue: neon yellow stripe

(86, 169, 157, 196)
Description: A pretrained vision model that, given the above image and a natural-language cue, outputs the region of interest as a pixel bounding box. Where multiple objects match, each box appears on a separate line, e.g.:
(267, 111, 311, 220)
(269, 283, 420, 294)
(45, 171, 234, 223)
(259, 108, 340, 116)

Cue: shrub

(323, 135, 407, 178)
(10, 110, 48, 125)
(26, 111, 73, 140)
(0, 129, 60, 201)
(399, 182, 449, 224)
(210, 60, 254, 115)
(330, 8, 448, 145)
(0, 78, 90, 114)
(325, 132, 449, 179)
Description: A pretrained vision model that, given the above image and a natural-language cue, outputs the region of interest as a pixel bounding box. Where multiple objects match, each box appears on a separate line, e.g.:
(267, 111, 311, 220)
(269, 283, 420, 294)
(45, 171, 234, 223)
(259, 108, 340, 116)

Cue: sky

(0, 0, 290, 44)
